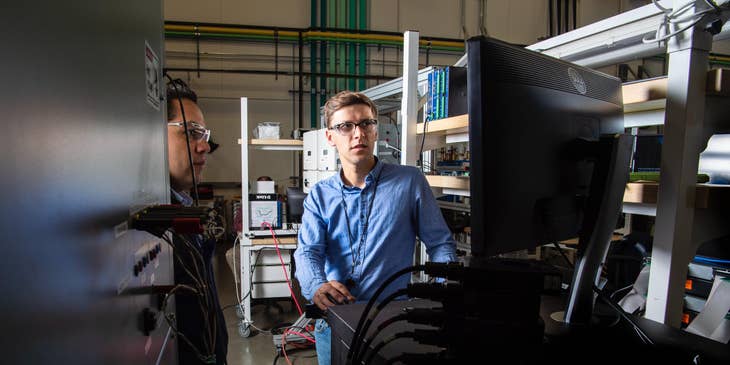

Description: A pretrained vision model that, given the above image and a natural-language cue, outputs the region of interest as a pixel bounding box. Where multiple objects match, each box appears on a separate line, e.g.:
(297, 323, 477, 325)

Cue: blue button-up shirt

(294, 160, 456, 302)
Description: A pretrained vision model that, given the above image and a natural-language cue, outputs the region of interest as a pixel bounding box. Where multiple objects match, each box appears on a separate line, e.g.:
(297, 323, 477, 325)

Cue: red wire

(262, 221, 304, 316)
(284, 330, 316, 344)
(281, 328, 293, 365)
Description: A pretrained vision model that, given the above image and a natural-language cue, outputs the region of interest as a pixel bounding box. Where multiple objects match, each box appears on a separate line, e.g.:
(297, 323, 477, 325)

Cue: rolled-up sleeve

(293, 193, 329, 301)
(414, 173, 457, 263)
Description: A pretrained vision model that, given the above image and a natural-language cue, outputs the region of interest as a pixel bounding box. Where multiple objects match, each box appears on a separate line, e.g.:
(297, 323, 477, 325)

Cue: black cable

(549, 0, 554, 37)
(572, 0, 577, 31)
(384, 113, 401, 144)
(241, 247, 268, 302)
(551, 241, 575, 268)
(272, 353, 280, 365)
(557, 0, 562, 34)
(418, 114, 428, 171)
(609, 283, 635, 301)
(160, 285, 216, 362)
(165, 231, 218, 356)
(177, 233, 217, 354)
(347, 265, 425, 364)
(353, 288, 409, 363)
(355, 313, 408, 365)
(384, 353, 405, 365)
(592, 284, 654, 345)
(164, 73, 200, 206)
(363, 332, 412, 365)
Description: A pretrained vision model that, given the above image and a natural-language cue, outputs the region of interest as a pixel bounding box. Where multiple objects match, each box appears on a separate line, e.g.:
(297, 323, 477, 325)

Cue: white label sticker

(145, 41, 160, 110)
(150, 273, 155, 285)
(114, 222, 128, 239)
(117, 276, 129, 295)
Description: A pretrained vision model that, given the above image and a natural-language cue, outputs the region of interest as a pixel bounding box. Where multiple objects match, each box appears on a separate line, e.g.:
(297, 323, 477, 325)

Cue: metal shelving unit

(237, 97, 298, 337)
(368, 0, 730, 330)
(525, 0, 730, 328)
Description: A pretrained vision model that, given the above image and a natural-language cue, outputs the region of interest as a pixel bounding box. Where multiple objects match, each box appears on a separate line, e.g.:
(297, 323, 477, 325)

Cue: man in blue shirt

(293, 91, 456, 365)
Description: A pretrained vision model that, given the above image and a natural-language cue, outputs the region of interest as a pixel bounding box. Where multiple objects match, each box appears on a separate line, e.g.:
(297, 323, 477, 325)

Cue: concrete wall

(162, 0, 676, 188)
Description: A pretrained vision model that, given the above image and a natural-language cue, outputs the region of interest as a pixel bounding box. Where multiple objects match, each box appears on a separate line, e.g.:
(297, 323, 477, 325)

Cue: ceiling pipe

(165, 23, 465, 49)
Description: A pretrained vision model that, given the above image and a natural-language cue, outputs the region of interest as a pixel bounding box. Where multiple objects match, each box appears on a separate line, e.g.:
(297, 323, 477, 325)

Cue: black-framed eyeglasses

(167, 121, 211, 143)
(329, 118, 378, 136)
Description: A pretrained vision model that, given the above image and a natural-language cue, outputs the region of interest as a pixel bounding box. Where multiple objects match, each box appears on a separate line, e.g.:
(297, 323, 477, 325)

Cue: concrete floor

(214, 243, 319, 365)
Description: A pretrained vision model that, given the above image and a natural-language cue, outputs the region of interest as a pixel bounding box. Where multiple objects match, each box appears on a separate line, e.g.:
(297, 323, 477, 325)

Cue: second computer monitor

(286, 187, 307, 224)
(467, 36, 625, 257)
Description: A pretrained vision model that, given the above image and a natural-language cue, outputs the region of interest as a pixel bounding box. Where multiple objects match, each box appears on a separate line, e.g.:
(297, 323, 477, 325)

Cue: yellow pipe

(709, 55, 730, 63)
(165, 24, 464, 49)
(166, 24, 300, 38)
(308, 30, 402, 42)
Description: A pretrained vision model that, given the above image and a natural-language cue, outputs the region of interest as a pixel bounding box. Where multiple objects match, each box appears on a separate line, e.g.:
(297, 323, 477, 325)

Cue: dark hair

(166, 78, 198, 121)
(323, 91, 378, 128)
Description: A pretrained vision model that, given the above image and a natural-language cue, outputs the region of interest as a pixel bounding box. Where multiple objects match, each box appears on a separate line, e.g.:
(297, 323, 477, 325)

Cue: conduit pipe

(165, 24, 465, 50)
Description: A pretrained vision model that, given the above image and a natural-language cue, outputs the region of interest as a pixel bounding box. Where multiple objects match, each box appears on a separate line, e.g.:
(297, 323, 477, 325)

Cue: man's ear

(325, 129, 336, 147)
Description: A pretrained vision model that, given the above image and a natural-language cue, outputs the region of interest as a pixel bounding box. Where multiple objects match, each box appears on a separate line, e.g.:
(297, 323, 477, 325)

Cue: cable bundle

(644, 0, 730, 44)
(345, 260, 554, 365)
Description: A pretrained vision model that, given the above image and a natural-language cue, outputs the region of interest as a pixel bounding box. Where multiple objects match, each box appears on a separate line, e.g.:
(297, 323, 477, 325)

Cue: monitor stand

(560, 134, 633, 325)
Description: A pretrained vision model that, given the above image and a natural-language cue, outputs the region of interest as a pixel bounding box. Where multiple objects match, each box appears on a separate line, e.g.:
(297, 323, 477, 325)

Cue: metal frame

(644, 0, 715, 326)
(527, 0, 730, 68)
(526, 0, 726, 327)
(400, 31, 420, 166)
(238, 97, 299, 335)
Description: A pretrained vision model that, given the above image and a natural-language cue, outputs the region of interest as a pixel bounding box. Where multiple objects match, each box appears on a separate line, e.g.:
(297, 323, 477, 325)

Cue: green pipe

(338, 0, 346, 91)
(310, 0, 318, 128)
(328, 0, 336, 95)
(166, 31, 465, 52)
(358, 0, 367, 90)
(348, 0, 357, 90)
(320, 0, 328, 111)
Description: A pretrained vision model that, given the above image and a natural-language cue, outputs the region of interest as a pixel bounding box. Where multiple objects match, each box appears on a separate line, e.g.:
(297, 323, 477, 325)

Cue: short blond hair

(323, 91, 378, 127)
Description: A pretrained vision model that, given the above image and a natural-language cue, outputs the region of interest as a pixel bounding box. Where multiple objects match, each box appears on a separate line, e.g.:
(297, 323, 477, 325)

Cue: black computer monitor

(467, 36, 632, 324)
(286, 187, 307, 224)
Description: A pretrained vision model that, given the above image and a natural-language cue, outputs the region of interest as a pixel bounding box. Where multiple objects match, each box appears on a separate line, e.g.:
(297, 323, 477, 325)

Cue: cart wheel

(238, 322, 251, 338)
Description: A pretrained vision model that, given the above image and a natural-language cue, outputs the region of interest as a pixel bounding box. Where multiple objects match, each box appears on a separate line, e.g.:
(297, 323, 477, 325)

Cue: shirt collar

(336, 157, 383, 190)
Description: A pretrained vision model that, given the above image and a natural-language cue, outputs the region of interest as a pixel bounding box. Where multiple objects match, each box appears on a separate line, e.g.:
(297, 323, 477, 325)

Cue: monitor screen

(467, 36, 625, 258)
(633, 135, 663, 172)
(286, 187, 307, 224)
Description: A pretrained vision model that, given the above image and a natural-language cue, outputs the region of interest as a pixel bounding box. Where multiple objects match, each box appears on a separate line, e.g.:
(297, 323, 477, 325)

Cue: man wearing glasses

(294, 91, 456, 365)
(166, 80, 228, 365)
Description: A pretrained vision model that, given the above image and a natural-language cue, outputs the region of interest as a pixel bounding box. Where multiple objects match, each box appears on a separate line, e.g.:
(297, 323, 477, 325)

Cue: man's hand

(313, 280, 356, 311)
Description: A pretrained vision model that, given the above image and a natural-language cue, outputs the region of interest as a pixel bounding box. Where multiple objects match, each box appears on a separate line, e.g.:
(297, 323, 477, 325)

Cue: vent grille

(483, 40, 622, 105)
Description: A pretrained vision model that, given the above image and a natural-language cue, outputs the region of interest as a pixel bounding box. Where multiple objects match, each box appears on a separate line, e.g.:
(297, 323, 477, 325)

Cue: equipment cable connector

(411, 329, 449, 347)
(402, 307, 446, 327)
(423, 261, 465, 280)
(406, 282, 463, 300)
(130, 204, 209, 237)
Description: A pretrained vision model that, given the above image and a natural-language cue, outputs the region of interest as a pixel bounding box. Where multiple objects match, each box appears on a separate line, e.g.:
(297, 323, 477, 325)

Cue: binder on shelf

(425, 67, 467, 122)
